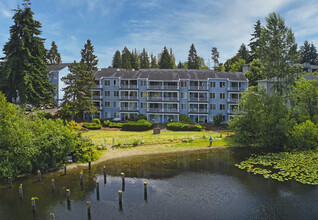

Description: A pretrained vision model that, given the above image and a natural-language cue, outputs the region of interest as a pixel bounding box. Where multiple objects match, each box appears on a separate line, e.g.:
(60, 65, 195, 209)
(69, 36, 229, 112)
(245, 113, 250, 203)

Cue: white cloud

(1, 9, 12, 18)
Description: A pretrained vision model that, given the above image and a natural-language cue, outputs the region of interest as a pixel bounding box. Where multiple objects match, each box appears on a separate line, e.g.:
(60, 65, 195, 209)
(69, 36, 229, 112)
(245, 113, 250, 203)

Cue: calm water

(1, 147, 318, 220)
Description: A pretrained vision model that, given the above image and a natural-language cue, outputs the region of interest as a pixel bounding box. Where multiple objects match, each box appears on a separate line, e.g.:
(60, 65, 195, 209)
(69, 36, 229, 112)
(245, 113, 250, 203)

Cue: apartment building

(90, 68, 248, 124)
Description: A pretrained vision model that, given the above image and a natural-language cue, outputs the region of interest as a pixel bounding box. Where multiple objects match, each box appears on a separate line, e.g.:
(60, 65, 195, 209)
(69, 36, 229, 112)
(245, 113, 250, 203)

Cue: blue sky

(1, 0, 318, 68)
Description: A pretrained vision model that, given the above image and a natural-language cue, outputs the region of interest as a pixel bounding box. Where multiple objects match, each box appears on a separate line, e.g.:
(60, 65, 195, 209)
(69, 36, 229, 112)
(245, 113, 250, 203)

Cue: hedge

(122, 120, 154, 131)
(83, 122, 102, 130)
(166, 122, 202, 131)
(104, 121, 123, 128)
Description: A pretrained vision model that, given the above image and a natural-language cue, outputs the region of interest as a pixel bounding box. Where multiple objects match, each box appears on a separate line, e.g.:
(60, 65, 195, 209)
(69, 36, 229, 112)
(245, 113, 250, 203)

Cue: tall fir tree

(130, 49, 140, 70)
(61, 61, 96, 120)
(258, 12, 300, 95)
(112, 50, 122, 68)
(0, 0, 54, 105)
(237, 43, 250, 63)
(150, 53, 158, 68)
(249, 20, 261, 61)
(300, 40, 318, 65)
(188, 43, 199, 69)
(46, 41, 62, 65)
(80, 39, 98, 71)
(169, 48, 176, 69)
(121, 47, 132, 70)
(158, 47, 173, 69)
(177, 61, 184, 69)
(211, 47, 219, 70)
(139, 48, 150, 69)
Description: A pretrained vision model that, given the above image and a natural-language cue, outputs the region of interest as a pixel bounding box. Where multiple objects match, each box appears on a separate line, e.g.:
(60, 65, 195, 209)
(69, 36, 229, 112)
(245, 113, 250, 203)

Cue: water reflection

(0, 147, 317, 220)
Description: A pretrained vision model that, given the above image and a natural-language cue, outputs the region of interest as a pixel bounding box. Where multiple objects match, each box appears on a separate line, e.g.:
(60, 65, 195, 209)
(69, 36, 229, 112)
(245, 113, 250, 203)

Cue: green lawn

(83, 130, 232, 147)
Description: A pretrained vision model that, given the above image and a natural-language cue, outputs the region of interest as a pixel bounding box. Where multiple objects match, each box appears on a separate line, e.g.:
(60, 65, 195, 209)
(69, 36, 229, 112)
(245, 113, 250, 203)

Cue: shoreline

(67, 144, 231, 170)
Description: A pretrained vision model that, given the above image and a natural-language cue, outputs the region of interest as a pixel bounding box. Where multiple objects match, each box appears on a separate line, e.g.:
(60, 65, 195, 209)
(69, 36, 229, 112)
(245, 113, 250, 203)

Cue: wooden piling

(88, 161, 91, 170)
(37, 170, 41, 181)
(96, 181, 100, 200)
(103, 166, 107, 178)
(112, 138, 115, 147)
(19, 184, 23, 199)
(8, 177, 12, 188)
(121, 172, 125, 191)
(118, 190, 122, 205)
(31, 197, 37, 213)
(50, 213, 55, 220)
(144, 182, 147, 200)
(87, 201, 91, 216)
(51, 179, 55, 191)
(64, 166, 67, 175)
(66, 189, 70, 201)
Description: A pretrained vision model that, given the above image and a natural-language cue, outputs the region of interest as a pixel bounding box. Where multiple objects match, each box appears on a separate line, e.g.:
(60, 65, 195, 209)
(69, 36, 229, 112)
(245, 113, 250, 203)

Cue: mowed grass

(82, 130, 233, 147)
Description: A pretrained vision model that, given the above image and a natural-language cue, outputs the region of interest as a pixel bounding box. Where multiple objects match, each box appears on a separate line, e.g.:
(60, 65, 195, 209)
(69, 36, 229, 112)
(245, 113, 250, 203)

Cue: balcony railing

(119, 96, 138, 100)
(120, 85, 138, 89)
(94, 106, 103, 110)
(94, 85, 102, 89)
(189, 97, 208, 102)
(163, 97, 178, 101)
(148, 108, 179, 113)
(120, 107, 139, 111)
(147, 85, 163, 89)
(92, 95, 102, 100)
(163, 85, 178, 90)
(147, 96, 163, 101)
(189, 109, 208, 113)
(228, 98, 240, 103)
(189, 86, 208, 90)
(228, 87, 246, 91)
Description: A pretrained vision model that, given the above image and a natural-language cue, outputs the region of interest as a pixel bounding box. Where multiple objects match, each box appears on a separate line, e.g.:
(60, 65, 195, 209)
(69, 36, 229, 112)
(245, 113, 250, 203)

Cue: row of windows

(102, 102, 228, 111)
(103, 80, 228, 88)
(103, 91, 227, 99)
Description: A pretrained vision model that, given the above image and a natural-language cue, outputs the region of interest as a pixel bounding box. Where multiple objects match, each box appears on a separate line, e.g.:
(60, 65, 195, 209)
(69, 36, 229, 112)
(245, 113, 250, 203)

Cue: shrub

(166, 122, 202, 131)
(134, 114, 147, 121)
(92, 118, 101, 125)
(122, 120, 153, 131)
(179, 114, 195, 124)
(289, 120, 318, 150)
(83, 122, 102, 130)
(213, 114, 224, 126)
(109, 122, 124, 128)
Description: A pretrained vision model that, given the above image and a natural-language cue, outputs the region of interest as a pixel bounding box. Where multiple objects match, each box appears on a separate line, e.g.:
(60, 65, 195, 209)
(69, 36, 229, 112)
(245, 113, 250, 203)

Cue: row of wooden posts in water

(7, 161, 148, 217)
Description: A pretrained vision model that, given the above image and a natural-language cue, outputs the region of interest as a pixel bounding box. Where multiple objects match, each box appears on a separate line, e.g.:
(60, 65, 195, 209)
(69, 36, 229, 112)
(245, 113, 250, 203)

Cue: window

(105, 112, 110, 118)
(220, 93, 226, 99)
(210, 93, 215, 99)
(181, 104, 187, 110)
(114, 112, 120, 118)
(114, 80, 119, 86)
(220, 82, 226, 88)
(210, 82, 216, 87)
(222, 115, 226, 121)
(181, 81, 187, 87)
(210, 104, 216, 110)
(114, 102, 119, 108)
(105, 91, 110, 96)
(140, 91, 147, 98)
(105, 80, 110, 86)
(209, 115, 214, 121)
(141, 102, 147, 109)
(114, 91, 119, 97)
(140, 80, 146, 86)
(181, 92, 187, 99)
(220, 104, 225, 110)
(105, 102, 110, 108)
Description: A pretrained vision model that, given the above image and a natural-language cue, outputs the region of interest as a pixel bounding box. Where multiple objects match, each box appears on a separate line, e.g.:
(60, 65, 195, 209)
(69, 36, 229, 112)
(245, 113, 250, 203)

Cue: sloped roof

(47, 63, 71, 72)
(95, 68, 247, 81)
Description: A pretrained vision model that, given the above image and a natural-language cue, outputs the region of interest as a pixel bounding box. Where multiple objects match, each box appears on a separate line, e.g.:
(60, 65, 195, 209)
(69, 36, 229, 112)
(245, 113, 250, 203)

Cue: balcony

(147, 85, 163, 90)
(148, 108, 179, 113)
(120, 107, 139, 111)
(228, 87, 246, 91)
(189, 109, 208, 114)
(163, 85, 178, 90)
(94, 85, 102, 89)
(163, 97, 178, 101)
(119, 96, 138, 101)
(189, 97, 208, 102)
(189, 86, 208, 90)
(228, 98, 240, 103)
(120, 85, 138, 89)
(92, 95, 102, 100)
(147, 96, 163, 101)
(94, 106, 103, 111)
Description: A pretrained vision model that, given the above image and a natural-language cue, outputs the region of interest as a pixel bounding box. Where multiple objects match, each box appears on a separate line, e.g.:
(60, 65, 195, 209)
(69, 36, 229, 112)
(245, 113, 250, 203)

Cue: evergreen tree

(188, 43, 199, 69)
(158, 47, 173, 69)
(300, 40, 318, 65)
(46, 41, 62, 65)
(150, 53, 158, 68)
(211, 47, 219, 70)
(121, 47, 132, 70)
(112, 50, 122, 68)
(139, 48, 150, 69)
(80, 39, 98, 71)
(130, 49, 140, 70)
(237, 43, 250, 63)
(258, 12, 300, 95)
(169, 48, 176, 69)
(177, 61, 184, 69)
(61, 61, 96, 120)
(0, 0, 54, 105)
(249, 20, 261, 61)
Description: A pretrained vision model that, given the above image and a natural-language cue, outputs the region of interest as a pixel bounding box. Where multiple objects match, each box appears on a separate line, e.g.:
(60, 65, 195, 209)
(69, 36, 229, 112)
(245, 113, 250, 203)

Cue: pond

(1, 147, 318, 219)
